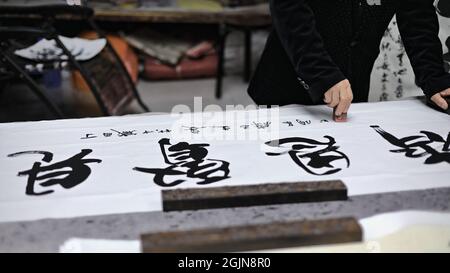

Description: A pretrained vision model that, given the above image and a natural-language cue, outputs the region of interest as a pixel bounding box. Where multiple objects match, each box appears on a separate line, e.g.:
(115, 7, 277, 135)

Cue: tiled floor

(0, 74, 256, 123)
(137, 76, 255, 112)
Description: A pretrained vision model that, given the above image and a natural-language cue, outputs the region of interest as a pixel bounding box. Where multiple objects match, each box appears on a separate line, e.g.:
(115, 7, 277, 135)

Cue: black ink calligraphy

(371, 125, 450, 164)
(296, 120, 311, 126)
(110, 129, 136, 137)
(81, 134, 97, 139)
(253, 122, 271, 129)
(133, 138, 230, 187)
(7, 150, 102, 196)
(183, 126, 205, 134)
(264, 137, 350, 176)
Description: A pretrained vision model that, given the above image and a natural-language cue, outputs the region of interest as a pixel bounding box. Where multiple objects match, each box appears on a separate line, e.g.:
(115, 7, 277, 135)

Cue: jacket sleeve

(269, 0, 346, 103)
(396, 0, 450, 98)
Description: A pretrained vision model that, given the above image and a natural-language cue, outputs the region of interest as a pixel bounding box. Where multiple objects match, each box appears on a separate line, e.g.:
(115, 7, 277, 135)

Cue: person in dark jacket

(248, 0, 450, 121)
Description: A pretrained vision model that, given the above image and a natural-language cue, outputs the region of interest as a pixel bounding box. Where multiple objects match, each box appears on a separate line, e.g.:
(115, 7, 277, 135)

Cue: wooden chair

(0, 1, 149, 118)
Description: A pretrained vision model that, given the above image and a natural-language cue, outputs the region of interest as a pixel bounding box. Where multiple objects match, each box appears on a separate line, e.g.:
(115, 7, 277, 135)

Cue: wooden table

(92, 4, 271, 26)
(91, 4, 272, 98)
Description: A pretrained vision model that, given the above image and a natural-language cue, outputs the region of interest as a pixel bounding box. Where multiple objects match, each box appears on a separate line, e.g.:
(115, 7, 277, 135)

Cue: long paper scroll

(1, 99, 449, 222)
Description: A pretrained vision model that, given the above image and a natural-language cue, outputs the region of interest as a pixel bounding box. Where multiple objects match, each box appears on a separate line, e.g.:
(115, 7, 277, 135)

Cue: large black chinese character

(371, 125, 450, 164)
(133, 138, 230, 187)
(263, 137, 350, 176)
(7, 150, 102, 196)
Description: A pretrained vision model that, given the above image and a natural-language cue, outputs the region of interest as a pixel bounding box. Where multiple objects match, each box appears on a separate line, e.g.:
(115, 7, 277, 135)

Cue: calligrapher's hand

(323, 79, 353, 121)
(430, 88, 450, 110)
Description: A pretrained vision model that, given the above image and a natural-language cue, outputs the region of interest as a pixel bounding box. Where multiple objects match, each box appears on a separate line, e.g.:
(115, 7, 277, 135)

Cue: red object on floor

(143, 53, 218, 80)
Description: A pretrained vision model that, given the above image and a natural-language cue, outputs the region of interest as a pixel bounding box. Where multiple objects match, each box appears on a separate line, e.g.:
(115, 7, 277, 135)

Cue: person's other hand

(430, 88, 450, 110)
(323, 79, 353, 120)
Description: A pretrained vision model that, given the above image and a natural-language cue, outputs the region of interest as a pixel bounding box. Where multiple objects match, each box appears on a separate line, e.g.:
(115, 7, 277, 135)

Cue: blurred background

(0, 0, 449, 122)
